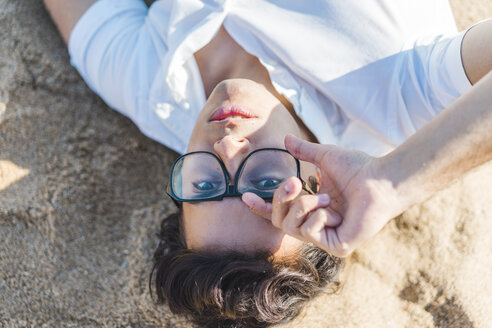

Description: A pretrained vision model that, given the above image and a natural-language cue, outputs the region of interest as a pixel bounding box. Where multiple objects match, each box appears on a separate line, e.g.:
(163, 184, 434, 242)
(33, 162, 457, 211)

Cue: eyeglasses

(166, 148, 314, 206)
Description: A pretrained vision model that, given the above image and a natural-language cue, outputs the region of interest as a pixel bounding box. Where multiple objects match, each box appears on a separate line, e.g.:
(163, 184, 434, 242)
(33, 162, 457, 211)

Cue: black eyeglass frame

(166, 147, 314, 206)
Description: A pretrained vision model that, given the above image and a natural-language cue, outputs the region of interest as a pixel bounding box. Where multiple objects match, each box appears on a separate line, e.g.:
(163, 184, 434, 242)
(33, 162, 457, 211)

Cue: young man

(43, 1, 492, 326)
(43, 0, 492, 257)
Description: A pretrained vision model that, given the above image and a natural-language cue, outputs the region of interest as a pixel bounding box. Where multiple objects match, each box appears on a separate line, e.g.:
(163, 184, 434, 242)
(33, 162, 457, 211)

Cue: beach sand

(1, 1, 491, 327)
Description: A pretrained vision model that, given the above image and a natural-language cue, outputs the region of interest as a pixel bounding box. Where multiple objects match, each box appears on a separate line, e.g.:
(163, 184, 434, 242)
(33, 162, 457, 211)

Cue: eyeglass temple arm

(169, 196, 182, 208)
(302, 180, 316, 195)
(166, 185, 183, 208)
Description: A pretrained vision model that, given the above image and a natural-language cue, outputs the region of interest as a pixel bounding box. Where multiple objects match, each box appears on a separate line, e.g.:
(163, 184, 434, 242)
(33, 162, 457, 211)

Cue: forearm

(43, 0, 98, 44)
(373, 19, 492, 211)
(377, 70, 492, 210)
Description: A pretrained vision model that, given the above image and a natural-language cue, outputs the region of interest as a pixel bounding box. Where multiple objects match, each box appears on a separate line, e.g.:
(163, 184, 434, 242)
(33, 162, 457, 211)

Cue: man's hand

(242, 134, 406, 258)
(242, 20, 492, 258)
(244, 68, 492, 257)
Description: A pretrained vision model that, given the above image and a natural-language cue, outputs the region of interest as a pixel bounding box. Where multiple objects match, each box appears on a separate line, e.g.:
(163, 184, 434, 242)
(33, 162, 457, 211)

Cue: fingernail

(242, 193, 254, 205)
(284, 180, 294, 194)
(317, 194, 330, 204)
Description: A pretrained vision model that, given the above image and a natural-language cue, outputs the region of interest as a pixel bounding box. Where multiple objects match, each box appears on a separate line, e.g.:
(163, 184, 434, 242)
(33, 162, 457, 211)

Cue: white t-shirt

(68, 0, 472, 156)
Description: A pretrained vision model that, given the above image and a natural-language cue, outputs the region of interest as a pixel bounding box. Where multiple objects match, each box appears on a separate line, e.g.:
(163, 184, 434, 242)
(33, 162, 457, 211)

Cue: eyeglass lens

(171, 150, 297, 200)
(236, 150, 297, 198)
(172, 153, 227, 199)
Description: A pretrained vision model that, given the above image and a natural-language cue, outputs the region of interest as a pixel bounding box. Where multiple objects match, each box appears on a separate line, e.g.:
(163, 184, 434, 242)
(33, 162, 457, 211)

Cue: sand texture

(1, 0, 492, 327)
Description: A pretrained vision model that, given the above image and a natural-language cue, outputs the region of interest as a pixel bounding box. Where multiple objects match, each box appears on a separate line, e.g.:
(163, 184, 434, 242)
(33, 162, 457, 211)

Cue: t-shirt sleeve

(68, 0, 166, 122)
(389, 30, 473, 142)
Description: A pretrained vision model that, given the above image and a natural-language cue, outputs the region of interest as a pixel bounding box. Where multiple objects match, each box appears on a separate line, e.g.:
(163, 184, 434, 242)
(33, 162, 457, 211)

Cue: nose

(213, 136, 251, 177)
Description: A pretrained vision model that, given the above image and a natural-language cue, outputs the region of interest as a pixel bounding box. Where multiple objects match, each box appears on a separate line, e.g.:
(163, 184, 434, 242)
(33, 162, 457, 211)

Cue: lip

(208, 105, 258, 122)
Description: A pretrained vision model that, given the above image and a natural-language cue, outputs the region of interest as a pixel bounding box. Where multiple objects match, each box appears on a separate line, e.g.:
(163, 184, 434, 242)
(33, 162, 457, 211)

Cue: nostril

(214, 137, 250, 156)
(222, 136, 247, 144)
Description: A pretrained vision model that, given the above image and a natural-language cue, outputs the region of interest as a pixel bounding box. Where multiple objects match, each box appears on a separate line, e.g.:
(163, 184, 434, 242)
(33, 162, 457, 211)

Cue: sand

(1, 0, 491, 327)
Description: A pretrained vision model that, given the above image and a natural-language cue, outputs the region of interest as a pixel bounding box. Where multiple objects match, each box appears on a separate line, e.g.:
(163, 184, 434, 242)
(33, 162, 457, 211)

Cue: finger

(293, 209, 352, 257)
(285, 134, 334, 166)
(298, 208, 331, 243)
(298, 208, 342, 242)
(329, 207, 382, 258)
(325, 207, 342, 227)
(242, 192, 273, 220)
(271, 177, 303, 228)
(324, 228, 352, 258)
(281, 194, 330, 235)
(302, 207, 342, 229)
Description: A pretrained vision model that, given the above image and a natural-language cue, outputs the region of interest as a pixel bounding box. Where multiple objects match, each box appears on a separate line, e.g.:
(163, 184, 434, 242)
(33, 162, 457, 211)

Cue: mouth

(208, 105, 258, 122)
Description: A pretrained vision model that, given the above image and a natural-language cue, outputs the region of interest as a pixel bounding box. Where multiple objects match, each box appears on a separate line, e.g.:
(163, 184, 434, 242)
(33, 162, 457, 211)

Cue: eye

(192, 180, 220, 192)
(251, 177, 283, 190)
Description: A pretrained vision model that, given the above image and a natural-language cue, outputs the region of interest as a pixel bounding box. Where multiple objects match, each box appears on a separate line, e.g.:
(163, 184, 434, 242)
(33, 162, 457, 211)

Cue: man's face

(182, 78, 316, 256)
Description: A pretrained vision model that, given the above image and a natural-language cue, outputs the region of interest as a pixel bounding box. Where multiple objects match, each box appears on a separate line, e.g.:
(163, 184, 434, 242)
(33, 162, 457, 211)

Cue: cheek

(187, 102, 218, 152)
(186, 124, 202, 152)
(269, 107, 302, 135)
(186, 124, 214, 152)
(251, 113, 299, 145)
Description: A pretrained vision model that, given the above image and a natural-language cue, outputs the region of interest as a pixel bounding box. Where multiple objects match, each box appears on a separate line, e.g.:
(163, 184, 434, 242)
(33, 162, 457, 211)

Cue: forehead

(182, 198, 304, 255)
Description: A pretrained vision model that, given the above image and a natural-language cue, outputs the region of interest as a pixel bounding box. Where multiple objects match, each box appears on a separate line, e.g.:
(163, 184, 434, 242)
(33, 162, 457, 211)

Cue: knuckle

(300, 223, 312, 236)
(298, 199, 309, 213)
(297, 196, 316, 214)
(315, 149, 326, 165)
(315, 208, 328, 220)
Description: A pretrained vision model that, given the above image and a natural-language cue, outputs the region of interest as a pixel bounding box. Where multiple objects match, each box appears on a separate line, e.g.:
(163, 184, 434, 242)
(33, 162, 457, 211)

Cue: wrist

(365, 155, 417, 219)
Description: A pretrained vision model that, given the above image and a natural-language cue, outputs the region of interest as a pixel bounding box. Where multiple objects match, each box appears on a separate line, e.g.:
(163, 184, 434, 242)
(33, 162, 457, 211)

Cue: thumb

(285, 134, 332, 166)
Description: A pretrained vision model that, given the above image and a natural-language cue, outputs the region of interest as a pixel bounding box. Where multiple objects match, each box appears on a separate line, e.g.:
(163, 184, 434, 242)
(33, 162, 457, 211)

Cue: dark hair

(150, 210, 344, 328)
